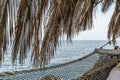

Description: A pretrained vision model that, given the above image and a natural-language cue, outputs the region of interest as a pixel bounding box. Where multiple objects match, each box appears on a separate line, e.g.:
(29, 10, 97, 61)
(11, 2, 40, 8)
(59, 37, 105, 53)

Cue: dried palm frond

(102, 0, 114, 13)
(12, 0, 29, 64)
(39, 0, 101, 67)
(0, 0, 10, 64)
(12, 0, 49, 66)
(0, 0, 119, 67)
(107, 0, 120, 44)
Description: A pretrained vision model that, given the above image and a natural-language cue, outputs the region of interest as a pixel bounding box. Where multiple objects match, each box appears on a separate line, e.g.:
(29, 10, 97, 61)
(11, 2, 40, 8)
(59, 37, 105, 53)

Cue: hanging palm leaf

(0, 0, 119, 67)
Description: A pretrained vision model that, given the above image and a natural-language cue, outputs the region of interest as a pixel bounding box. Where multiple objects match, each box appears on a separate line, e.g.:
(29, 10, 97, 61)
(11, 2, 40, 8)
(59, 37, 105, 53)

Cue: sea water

(0, 40, 118, 72)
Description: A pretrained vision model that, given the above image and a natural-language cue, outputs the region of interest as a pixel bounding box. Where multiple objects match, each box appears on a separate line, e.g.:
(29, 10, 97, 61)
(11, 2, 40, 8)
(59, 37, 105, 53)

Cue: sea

(0, 40, 119, 73)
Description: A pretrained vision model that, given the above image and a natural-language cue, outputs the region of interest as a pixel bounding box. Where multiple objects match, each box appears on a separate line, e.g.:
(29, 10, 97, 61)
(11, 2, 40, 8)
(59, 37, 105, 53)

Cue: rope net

(0, 52, 100, 80)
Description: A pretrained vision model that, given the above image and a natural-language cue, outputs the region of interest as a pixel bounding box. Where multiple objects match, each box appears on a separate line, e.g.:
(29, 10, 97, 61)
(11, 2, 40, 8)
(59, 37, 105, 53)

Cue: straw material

(115, 63, 120, 68)
(77, 53, 120, 80)
(0, 0, 119, 67)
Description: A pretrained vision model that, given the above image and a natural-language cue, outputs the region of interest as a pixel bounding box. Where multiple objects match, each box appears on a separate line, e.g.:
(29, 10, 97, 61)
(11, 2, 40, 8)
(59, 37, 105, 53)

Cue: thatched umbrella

(0, 0, 119, 67)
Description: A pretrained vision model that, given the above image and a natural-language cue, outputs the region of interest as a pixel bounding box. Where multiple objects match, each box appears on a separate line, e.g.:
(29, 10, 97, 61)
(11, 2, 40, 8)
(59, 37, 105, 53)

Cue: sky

(73, 4, 115, 40)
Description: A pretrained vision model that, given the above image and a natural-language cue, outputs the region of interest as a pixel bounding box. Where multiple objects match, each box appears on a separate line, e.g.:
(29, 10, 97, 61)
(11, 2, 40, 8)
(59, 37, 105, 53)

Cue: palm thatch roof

(0, 0, 119, 67)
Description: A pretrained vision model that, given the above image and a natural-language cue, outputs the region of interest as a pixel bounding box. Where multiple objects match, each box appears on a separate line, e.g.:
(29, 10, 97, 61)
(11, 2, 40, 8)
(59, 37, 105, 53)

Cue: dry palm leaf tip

(0, 0, 119, 67)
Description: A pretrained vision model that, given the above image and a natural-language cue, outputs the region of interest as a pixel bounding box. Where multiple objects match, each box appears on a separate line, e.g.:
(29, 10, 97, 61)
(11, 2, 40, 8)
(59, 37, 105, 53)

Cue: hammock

(0, 52, 98, 80)
(0, 49, 120, 80)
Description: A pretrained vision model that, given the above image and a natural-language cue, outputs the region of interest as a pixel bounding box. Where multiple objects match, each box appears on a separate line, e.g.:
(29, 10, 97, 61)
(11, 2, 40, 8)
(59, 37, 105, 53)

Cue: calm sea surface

(0, 40, 119, 72)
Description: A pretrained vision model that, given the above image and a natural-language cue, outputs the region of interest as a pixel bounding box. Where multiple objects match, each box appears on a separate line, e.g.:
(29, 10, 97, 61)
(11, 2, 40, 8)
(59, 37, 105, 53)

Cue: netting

(0, 52, 102, 80)
(1, 50, 120, 80)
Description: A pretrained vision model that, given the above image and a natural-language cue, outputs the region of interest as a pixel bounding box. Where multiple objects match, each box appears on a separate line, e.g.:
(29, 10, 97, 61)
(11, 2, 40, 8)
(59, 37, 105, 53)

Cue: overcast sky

(73, 4, 115, 40)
